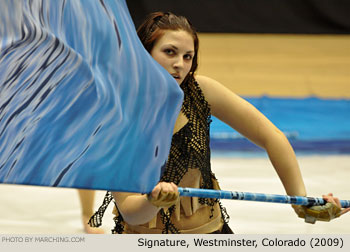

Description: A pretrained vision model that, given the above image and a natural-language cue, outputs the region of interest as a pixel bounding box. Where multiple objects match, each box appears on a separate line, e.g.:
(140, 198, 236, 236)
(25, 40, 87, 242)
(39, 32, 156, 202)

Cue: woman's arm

(196, 75, 306, 197)
(112, 182, 178, 225)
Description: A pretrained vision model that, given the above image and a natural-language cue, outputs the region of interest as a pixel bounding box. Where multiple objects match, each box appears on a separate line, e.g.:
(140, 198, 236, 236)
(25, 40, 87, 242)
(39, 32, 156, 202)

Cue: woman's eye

(184, 54, 193, 60)
(164, 49, 174, 55)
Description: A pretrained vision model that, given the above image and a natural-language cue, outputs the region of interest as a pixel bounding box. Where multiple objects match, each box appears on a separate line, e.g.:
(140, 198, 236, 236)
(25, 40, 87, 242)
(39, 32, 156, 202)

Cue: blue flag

(0, 0, 183, 193)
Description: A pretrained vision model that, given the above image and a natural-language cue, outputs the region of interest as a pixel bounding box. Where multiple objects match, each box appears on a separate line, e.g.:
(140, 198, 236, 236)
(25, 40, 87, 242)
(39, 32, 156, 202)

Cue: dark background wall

(126, 0, 350, 34)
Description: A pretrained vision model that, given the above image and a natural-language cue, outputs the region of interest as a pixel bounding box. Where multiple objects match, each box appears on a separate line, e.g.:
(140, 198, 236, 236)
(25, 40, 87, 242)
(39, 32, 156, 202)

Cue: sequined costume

(89, 76, 230, 233)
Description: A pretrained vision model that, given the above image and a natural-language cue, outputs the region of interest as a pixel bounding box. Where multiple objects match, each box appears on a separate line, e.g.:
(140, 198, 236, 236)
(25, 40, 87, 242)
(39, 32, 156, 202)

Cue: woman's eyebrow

(167, 44, 178, 50)
(165, 44, 194, 54)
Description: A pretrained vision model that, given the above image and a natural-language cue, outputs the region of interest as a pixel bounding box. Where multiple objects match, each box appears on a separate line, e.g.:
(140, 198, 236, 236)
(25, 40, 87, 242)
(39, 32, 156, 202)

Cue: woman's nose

(173, 56, 184, 69)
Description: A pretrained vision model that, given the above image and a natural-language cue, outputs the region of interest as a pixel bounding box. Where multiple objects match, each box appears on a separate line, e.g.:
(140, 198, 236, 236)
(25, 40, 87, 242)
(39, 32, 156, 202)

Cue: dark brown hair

(137, 12, 199, 83)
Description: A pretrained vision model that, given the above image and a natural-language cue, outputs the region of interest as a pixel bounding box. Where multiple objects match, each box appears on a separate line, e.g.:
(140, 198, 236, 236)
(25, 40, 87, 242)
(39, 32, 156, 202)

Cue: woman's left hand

(293, 193, 350, 224)
(322, 193, 350, 216)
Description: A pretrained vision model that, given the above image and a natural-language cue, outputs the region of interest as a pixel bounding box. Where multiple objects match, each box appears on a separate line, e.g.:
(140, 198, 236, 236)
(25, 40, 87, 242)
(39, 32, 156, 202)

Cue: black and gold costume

(89, 76, 231, 233)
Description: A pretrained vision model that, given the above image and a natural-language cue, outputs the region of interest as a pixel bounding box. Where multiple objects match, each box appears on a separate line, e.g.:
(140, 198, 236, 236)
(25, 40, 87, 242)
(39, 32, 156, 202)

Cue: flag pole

(178, 187, 350, 208)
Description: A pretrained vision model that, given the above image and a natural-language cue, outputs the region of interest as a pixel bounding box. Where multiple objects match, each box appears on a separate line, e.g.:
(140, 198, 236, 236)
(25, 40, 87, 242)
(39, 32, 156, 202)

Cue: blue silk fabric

(0, 0, 183, 193)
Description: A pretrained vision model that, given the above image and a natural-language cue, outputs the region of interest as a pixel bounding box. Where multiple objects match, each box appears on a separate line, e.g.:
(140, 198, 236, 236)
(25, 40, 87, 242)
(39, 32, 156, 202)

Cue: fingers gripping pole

(178, 187, 350, 208)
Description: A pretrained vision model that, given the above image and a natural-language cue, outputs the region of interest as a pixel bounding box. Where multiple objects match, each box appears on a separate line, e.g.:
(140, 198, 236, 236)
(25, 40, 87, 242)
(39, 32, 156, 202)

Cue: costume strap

(88, 191, 113, 227)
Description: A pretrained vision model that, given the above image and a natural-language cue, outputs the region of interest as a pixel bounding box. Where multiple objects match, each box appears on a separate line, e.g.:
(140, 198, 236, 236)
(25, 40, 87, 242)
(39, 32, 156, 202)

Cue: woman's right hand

(148, 182, 179, 208)
(112, 182, 179, 225)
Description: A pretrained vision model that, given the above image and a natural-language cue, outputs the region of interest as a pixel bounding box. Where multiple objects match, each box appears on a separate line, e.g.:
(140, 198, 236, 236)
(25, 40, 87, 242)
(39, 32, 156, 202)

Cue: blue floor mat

(210, 96, 350, 153)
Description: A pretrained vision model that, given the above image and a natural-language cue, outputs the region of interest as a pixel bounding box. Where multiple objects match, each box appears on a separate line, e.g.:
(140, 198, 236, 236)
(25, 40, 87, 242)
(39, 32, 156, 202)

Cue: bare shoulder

(195, 74, 218, 92)
(195, 74, 239, 104)
(195, 75, 224, 100)
(195, 76, 282, 149)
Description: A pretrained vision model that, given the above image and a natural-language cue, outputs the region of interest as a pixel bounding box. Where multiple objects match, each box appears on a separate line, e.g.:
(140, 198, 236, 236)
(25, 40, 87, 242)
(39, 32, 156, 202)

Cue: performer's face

(151, 30, 194, 84)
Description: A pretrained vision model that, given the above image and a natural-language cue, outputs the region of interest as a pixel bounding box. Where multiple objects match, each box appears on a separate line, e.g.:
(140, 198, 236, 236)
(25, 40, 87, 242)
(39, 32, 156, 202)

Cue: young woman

(90, 12, 349, 234)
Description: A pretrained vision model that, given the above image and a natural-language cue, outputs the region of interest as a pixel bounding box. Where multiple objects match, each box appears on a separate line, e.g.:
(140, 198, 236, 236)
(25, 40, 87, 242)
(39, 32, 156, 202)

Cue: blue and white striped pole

(178, 187, 350, 208)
